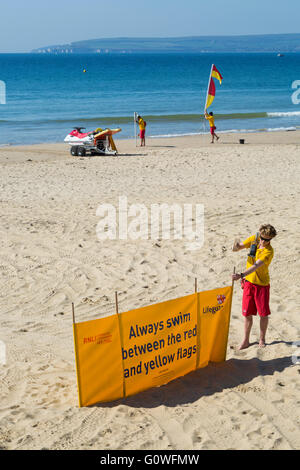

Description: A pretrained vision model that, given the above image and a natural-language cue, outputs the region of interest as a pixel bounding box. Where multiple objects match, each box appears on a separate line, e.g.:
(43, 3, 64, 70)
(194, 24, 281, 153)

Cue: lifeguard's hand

(232, 273, 241, 281)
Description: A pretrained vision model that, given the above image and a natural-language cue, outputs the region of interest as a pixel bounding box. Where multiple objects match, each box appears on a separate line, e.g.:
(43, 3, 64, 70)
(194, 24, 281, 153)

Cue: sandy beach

(0, 129, 299, 450)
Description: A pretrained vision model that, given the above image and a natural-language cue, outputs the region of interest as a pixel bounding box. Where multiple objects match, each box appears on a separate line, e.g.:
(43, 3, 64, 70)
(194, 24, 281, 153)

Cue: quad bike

(64, 127, 121, 156)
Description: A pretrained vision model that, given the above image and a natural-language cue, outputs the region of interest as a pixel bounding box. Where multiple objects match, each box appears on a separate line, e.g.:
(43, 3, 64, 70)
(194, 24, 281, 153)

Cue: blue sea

(1, 52, 300, 146)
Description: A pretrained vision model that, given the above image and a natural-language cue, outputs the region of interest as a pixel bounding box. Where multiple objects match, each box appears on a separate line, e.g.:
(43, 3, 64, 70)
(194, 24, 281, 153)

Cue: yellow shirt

(205, 114, 215, 128)
(138, 118, 145, 130)
(242, 235, 274, 286)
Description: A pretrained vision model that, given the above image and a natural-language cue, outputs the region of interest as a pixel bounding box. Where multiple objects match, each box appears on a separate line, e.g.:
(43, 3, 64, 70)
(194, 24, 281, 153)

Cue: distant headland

(31, 33, 300, 54)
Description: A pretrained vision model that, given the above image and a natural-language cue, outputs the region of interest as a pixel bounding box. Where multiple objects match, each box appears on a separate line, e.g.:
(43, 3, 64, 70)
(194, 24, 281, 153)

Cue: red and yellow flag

(211, 65, 223, 85)
(205, 65, 223, 109)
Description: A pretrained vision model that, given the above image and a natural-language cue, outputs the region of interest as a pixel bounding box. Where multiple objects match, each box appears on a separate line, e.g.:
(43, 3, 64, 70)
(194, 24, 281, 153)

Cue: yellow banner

(120, 293, 198, 398)
(73, 285, 233, 406)
(73, 315, 123, 407)
(197, 286, 233, 368)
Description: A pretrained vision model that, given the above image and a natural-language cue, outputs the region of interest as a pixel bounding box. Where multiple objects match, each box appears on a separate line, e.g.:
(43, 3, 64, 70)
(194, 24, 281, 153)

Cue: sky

(0, 0, 300, 52)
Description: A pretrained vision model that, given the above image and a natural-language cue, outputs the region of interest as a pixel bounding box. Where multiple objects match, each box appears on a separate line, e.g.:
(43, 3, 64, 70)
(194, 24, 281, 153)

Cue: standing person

(232, 224, 277, 350)
(136, 115, 146, 147)
(204, 110, 219, 143)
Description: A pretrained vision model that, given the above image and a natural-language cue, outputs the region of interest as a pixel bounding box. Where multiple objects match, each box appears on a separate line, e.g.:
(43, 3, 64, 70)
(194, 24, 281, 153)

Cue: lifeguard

(136, 115, 146, 147)
(232, 224, 277, 349)
(205, 110, 220, 144)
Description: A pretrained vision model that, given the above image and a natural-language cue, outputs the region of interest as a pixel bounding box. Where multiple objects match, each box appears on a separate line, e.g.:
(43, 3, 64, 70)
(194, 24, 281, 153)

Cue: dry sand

(0, 130, 299, 450)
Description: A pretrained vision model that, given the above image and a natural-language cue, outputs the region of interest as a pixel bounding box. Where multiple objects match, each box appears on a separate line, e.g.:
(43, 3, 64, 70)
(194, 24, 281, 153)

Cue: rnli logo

(203, 295, 226, 314)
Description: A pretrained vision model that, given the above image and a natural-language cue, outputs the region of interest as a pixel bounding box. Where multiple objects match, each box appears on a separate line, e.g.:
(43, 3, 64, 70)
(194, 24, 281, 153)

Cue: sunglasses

(260, 235, 272, 242)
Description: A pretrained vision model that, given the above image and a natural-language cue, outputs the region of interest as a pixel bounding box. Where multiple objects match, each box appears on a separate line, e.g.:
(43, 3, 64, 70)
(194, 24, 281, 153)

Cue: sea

(1, 52, 300, 146)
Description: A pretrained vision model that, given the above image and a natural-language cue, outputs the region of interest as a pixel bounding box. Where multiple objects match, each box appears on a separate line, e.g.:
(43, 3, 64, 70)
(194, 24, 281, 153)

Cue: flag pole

(134, 112, 137, 147)
(204, 63, 214, 113)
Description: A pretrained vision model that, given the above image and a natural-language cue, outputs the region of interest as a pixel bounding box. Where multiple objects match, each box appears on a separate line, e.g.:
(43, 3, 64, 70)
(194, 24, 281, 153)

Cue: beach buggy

(64, 127, 121, 156)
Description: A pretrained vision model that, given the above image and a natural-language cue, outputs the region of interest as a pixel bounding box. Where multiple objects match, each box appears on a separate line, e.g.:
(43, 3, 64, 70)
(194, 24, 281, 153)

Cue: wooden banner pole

(195, 277, 200, 370)
(222, 266, 236, 362)
(115, 291, 119, 314)
(232, 266, 236, 288)
(72, 302, 75, 324)
(115, 291, 126, 398)
(71, 302, 83, 407)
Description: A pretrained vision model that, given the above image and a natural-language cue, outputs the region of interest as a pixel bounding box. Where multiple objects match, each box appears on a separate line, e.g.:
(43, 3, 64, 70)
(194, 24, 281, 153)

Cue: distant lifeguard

(136, 115, 146, 147)
(205, 110, 219, 144)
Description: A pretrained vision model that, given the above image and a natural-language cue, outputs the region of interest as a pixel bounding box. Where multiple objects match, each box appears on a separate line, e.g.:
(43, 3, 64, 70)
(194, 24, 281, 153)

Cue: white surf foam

(267, 111, 300, 117)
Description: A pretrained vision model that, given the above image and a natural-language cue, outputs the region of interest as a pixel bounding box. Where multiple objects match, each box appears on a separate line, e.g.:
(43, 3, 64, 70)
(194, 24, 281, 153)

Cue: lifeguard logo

(83, 333, 112, 345)
(203, 295, 226, 314)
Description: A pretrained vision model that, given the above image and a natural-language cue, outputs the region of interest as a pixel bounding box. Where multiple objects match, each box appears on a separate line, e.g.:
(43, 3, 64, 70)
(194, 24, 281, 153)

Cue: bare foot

(238, 340, 250, 350)
(259, 340, 266, 348)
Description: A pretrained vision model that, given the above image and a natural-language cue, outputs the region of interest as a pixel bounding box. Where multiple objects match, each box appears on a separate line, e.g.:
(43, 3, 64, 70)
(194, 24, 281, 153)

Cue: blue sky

(0, 0, 300, 52)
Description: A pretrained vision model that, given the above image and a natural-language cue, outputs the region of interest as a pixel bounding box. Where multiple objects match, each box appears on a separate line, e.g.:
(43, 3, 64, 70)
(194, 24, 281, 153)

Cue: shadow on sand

(97, 354, 294, 409)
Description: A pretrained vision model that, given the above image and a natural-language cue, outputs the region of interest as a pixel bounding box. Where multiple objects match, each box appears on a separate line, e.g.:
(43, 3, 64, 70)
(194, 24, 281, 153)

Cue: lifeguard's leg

(256, 284, 270, 347)
(238, 316, 253, 350)
(239, 282, 256, 349)
(259, 317, 269, 348)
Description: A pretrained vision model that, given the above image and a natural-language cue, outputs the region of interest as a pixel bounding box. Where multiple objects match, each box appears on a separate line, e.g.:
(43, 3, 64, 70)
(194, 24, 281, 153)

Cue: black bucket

(239, 139, 245, 144)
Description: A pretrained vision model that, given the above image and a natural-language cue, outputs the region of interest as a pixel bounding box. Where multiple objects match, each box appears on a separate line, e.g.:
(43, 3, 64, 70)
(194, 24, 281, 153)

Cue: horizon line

(2, 32, 300, 54)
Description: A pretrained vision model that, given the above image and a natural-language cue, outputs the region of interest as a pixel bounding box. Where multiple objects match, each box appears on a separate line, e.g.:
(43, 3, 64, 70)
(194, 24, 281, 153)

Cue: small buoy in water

(83, 69, 87, 73)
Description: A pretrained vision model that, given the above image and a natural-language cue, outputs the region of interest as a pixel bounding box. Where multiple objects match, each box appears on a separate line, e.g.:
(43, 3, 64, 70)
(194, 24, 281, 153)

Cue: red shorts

(140, 129, 145, 139)
(242, 281, 271, 317)
(210, 126, 216, 135)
